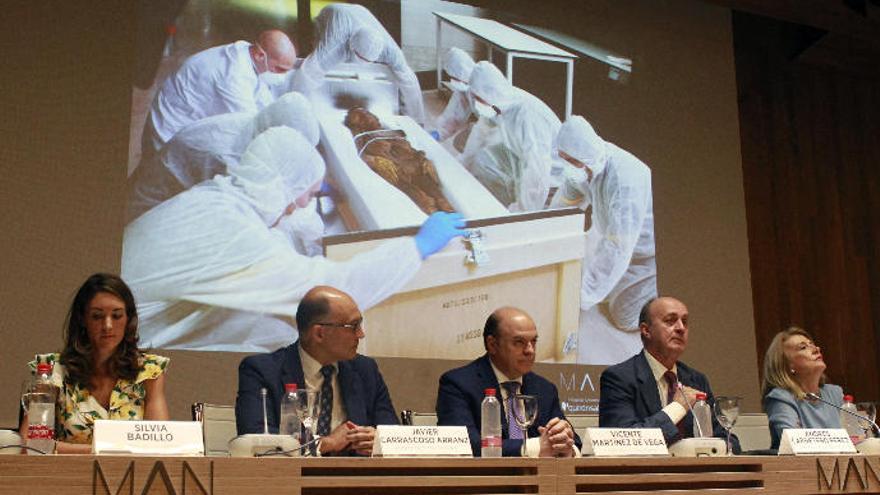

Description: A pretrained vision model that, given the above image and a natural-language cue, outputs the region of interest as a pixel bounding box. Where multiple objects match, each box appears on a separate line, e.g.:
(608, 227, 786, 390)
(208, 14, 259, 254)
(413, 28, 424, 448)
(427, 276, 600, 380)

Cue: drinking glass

(713, 396, 741, 455)
(856, 402, 877, 438)
(294, 389, 321, 456)
(512, 394, 539, 458)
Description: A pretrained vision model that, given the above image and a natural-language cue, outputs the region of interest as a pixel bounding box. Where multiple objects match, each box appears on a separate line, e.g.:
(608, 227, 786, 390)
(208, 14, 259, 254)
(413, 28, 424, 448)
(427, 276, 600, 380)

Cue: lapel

(635, 351, 663, 415)
(338, 359, 365, 425)
(279, 342, 306, 391)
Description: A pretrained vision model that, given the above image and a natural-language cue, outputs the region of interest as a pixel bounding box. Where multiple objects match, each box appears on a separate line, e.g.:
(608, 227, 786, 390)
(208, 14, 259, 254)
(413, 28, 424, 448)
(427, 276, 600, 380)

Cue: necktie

(316, 365, 335, 437)
(502, 381, 523, 440)
(663, 370, 686, 439)
(663, 371, 677, 405)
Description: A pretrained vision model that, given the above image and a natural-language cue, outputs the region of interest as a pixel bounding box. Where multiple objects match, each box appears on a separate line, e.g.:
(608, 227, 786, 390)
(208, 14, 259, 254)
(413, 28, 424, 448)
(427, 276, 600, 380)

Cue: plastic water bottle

(26, 363, 56, 455)
(279, 383, 301, 442)
(692, 392, 712, 438)
(480, 388, 502, 457)
(840, 394, 864, 444)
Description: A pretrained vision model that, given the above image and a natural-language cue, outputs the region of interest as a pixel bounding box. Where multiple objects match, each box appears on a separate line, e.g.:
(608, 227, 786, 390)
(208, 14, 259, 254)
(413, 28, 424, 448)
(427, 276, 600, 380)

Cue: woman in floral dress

(21, 273, 169, 454)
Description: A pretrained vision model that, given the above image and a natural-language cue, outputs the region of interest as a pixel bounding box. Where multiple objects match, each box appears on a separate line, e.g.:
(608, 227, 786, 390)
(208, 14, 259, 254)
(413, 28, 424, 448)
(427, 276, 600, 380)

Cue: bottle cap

(844, 394, 854, 402)
(36, 363, 53, 374)
(484, 388, 496, 397)
(695, 392, 707, 400)
(284, 383, 298, 392)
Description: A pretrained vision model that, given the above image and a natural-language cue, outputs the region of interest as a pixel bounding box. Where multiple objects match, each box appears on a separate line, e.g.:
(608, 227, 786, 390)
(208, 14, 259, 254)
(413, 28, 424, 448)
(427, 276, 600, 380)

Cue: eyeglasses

(316, 320, 364, 332)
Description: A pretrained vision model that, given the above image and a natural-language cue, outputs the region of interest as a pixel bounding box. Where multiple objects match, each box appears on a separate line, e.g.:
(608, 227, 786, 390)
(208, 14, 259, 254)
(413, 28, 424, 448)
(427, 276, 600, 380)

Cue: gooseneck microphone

(804, 392, 880, 436)
(261, 388, 269, 434)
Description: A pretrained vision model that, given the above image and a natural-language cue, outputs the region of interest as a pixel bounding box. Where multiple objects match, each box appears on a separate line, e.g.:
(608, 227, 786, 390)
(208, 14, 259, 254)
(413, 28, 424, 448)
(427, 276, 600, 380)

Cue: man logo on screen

(234, 286, 398, 456)
(142, 29, 296, 158)
(435, 307, 581, 457)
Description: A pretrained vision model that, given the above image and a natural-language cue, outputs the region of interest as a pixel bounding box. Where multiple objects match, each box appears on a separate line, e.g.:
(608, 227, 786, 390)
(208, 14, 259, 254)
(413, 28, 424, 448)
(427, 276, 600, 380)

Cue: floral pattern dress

(28, 353, 170, 444)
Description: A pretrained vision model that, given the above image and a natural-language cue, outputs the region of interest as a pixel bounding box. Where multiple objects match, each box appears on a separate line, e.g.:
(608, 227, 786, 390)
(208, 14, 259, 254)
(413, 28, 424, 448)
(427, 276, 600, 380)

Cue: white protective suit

(128, 92, 320, 222)
(434, 48, 476, 141)
(291, 4, 426, 124)
(551, 116, 656, 361)
(465, 62, 561, 212)
(122, 127, 422, 351)
(144, 41, 274, 153)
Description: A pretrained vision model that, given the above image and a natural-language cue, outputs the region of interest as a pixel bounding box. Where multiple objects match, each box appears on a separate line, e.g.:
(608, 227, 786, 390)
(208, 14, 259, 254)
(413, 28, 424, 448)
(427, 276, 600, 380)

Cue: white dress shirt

(299, 345, 347, 432)
(643, 350, 687, 425)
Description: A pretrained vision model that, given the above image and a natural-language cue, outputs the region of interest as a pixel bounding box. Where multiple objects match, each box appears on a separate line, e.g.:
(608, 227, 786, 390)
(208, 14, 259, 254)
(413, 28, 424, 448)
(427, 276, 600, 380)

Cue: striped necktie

(502, 381, 523, 440)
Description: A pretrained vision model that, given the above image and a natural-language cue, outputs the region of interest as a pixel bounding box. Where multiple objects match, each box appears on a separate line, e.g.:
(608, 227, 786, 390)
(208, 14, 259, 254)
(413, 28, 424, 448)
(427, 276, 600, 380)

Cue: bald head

(296, 286, 364, 365)
(639, 296, 689, 368)
(296, 286, 350, 334)
(484, 307, 537, 379)
(253, 30, 296, 74)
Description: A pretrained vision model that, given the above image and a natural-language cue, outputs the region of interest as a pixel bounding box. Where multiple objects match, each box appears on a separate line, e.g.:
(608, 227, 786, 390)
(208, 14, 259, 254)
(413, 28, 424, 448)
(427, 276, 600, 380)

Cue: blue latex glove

(429, 130, 441, 141)
(414, 212, 467, 259)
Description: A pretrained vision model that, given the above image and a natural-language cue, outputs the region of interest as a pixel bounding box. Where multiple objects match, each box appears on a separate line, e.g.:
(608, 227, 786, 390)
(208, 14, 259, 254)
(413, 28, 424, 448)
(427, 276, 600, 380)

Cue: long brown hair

(60, 273, 141, 387)
(761, 326, 826, 399)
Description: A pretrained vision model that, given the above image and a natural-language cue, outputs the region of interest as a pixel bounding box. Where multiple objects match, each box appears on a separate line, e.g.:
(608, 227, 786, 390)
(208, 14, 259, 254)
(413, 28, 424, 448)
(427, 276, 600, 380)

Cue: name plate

(778, 428, 857, 455)
(93, 420, 204, 456)
(581, 428, 669, 457)
(372, 425, 472, 457)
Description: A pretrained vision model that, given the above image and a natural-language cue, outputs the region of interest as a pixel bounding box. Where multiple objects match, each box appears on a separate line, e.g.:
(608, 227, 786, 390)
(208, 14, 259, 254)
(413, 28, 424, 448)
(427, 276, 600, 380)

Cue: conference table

(0, 454, 877, 494)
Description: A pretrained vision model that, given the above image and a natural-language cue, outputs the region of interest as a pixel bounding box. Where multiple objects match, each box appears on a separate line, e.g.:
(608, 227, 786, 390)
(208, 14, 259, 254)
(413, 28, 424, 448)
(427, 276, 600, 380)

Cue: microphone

(261, 388, 269, 434)
(677, 382, 704, 437)
(804, 392, 880, 436)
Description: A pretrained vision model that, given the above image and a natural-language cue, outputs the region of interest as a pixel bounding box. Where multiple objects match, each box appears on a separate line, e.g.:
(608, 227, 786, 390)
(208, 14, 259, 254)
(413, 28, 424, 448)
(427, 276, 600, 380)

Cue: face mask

(562, 165, 591, 204)
(448, 80, 469, 92)
(473, 101, 497, 120)
(259, 71, 287, 86)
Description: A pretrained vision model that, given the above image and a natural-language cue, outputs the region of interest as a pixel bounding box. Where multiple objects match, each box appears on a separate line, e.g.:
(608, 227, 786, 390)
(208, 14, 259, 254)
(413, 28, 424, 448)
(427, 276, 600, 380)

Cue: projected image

(123, 0, 656, 365)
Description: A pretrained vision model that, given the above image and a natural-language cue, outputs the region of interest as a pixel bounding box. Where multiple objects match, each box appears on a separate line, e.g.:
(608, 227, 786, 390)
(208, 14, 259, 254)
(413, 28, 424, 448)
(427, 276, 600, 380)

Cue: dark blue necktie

(316, 365, 335, 437)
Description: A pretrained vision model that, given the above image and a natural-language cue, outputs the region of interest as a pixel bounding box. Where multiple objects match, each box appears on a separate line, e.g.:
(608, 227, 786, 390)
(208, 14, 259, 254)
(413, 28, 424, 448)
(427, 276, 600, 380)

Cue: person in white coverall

(127, 91, 320, 223)
(463, 61, 561, 212)
(122, 126, 466, 352)
(430, 47, 476, 143)
(143, 29, 297, 157)
(291, 3, 426, 124)
(550, 116, 657, 364)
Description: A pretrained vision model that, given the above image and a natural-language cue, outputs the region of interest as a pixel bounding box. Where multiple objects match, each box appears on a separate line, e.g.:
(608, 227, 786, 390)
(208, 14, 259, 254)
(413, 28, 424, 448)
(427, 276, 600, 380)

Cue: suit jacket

(235, 342, 398, 438)
(436, 354, 582, 456)
(599, 350, 740, 452)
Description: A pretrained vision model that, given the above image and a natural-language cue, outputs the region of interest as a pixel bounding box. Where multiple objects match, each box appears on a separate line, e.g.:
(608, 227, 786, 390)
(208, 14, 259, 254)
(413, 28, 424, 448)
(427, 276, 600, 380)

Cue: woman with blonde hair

(762, 326, 843, 449)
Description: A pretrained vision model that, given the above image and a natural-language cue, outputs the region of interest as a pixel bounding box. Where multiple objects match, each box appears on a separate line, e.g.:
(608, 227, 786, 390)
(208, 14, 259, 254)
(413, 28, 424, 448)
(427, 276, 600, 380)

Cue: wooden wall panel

(734, 12, 880, 402)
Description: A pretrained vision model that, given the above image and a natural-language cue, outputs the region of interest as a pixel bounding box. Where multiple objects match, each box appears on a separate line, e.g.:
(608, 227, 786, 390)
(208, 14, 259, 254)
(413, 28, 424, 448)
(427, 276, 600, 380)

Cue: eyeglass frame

(315, 320, 364, 332)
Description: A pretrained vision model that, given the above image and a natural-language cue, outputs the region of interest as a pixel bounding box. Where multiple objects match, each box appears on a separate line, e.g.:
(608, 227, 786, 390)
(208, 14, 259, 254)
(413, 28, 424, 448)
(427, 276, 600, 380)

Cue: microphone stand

(805, 392, 880, 436)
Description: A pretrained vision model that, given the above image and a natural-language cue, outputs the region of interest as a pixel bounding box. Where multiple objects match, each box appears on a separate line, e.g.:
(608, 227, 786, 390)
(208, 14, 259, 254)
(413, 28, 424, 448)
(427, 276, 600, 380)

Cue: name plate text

(93, 420, 204, 456)
(778, 428, 857, 455)
(581, 428, 669, 457)
(372, 425, 472, 457)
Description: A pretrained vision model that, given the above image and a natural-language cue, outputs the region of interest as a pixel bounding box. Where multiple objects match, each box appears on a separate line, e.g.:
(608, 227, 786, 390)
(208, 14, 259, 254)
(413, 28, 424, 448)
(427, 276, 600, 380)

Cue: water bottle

(26, 363, 56, 455)
(480, 388, 502, 457)
(692, 392, 712, 438)
(279, 383, 301, 442)
(840, 394, 864, 444)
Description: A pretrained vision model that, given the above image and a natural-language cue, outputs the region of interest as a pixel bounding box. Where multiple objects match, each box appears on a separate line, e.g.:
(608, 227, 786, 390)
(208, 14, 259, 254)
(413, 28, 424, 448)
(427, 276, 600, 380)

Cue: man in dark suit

(436, 307, 581, 457)
(599, 296, 740, 452)
(235, 286, 397, 455)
